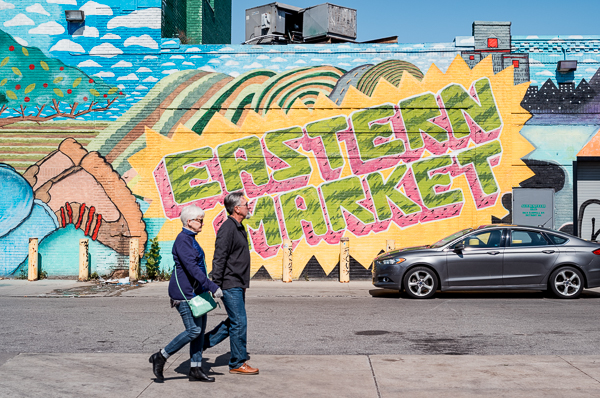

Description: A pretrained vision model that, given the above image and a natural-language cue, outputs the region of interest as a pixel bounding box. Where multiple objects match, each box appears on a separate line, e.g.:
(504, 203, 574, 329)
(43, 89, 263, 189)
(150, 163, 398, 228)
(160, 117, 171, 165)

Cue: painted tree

(0, 29, 123, 127)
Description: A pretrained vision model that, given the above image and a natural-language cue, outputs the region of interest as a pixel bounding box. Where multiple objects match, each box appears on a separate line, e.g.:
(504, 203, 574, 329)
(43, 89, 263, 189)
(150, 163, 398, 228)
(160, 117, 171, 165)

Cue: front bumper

(371, 260, 402, 289)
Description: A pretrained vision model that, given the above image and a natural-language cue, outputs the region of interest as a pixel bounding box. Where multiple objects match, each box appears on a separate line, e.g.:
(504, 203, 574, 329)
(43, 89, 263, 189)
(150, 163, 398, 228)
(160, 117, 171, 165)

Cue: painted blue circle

(0, 164, 34, 237)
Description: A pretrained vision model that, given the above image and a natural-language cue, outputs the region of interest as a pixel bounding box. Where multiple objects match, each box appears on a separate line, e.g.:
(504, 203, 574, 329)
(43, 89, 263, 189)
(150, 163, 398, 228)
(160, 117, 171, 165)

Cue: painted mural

(1, 1, 600, 278)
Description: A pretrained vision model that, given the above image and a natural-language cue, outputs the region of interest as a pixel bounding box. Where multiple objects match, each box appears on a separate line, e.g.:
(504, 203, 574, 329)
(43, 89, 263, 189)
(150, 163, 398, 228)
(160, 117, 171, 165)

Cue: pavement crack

(137, 352, 183, 397)
(367, 355, 381, 398)
(558, 355, 600, 384)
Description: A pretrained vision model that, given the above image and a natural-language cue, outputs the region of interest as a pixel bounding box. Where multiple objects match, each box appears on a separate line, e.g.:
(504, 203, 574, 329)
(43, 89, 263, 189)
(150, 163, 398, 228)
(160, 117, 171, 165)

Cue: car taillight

(593, 248, 600, 255)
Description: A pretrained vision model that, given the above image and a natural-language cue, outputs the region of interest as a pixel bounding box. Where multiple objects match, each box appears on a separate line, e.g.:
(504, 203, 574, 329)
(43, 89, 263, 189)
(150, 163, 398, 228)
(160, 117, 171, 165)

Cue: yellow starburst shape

(129, 55, 533, 279)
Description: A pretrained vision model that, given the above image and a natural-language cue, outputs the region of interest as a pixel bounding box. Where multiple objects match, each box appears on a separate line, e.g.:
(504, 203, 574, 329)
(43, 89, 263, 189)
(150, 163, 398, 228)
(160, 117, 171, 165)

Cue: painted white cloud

(112, 60, 132, 68)
(224, 60, 239, 66)
(162, 69, 180, 75)
(185, 47, 201, 52)
(311, 58, 324, 62)
(89, 42, 123, 57)
(585, 67, 597, 73)
(4, 13, 34, 27)
(229, 71, 240, 77)
(219, 54, 231, 59)
(73, 26, 99, 37)
(161, 62, 176, 66)
(295, 60, 306, 64)
(80, 1, 113, 15)
(94, 71, 115, 78)
(14, 37, 28, 46)
(243, 62, 262, 69)
(235, 53, 248, 57)
(568, 35, 583, 39)
(26, 3, 48, 14)
(271, 57, 286, 63)
(207, 59, 220, 64)
(135, 85, 148, 90)
(338, 63, 351, 67)
(190, 55, 203, 58)
(143, 76, 158, 82)
(101, 33, 120, 40)
(49, 39, 85, 53)
(352, 58, 367, 63)
(285, 66, 296, 70)
(182, 61, 194, 66)
(170, 55, 184, 59)
(257, 55, 269, 60)
(117, 73, 138, 81)
(455, 37, 474, 46)
(198, 66, 215, 73)
(47, 0, 76, 4)
(219, 47, 234, 52)
(162, 40, 177, 45)
(529, 59, 543, 65)
(107, 8, 160, 29)
(337, 55, 350, 59)
(526, 35, 539, 39)
(78, 59, 102, 67)
(144, 55, 157, 60)
(536, 70, 554, 76)
(29, 21, 64, 35)
(0, 0, 14, 10)
(136, 67, 152, 72)
(319, 49, 332, 53)
(124, 34, 158, 49)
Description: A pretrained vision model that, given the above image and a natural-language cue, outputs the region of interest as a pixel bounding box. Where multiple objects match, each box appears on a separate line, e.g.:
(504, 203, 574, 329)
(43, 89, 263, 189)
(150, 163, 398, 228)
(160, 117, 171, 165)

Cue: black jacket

(212, 216, 251, 290)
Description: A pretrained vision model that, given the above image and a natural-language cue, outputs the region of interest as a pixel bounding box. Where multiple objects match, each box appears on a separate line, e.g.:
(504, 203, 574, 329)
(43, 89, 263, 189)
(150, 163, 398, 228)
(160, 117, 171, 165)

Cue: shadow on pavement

(369, 289, 600, 300)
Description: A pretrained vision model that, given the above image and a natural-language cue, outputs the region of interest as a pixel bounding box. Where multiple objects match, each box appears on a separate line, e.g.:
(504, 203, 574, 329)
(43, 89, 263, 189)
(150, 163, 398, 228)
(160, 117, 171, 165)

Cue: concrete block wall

(1, 5, 600, 279)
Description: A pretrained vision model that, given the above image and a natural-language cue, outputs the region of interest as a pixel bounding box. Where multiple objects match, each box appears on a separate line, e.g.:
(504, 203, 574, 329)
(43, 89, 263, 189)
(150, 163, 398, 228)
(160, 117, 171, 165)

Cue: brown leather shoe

(229, 363, 259, 375)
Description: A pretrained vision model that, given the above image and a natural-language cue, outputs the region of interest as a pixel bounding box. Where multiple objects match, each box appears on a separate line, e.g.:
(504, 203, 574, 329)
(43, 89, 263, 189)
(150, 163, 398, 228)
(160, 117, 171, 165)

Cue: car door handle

(487, 251, 500, 255)
(542, 250, 555, 254)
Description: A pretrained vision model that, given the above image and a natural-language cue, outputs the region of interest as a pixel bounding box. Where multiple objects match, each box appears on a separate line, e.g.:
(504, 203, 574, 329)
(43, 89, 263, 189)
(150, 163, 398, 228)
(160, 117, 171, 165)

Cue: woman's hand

(213, 288, 223, 299)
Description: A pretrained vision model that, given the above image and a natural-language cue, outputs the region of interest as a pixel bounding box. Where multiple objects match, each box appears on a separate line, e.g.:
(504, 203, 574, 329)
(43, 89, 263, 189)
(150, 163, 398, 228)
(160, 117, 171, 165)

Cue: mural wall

(1, 1, 600, 278)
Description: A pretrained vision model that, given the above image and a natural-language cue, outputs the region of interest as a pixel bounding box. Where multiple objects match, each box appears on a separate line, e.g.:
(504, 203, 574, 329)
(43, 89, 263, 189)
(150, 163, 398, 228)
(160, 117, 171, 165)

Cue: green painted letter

(413, 155, 463, 209)
(366, 165, 421, 221)
(399, 93, 448, 150)
(280, 186, 328, 240)
(305, 116, 348, 170)
(321, 176, 375, 231)
(352, 105, 405, 161)
(264, 126, 311, 181)
(165, 147, 221, 204)
(457, 140, 502, 195)
(217, 136, 270, 192)
(245, 195, 282, 246)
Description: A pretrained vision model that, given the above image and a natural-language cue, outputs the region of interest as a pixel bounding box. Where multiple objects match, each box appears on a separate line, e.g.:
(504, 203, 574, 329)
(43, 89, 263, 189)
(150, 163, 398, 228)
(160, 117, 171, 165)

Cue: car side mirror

(454, 243, 465, 252)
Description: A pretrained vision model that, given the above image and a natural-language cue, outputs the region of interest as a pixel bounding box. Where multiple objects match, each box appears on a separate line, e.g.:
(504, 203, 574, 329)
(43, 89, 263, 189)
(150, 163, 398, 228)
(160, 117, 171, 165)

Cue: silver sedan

(372, 225, 600, 299)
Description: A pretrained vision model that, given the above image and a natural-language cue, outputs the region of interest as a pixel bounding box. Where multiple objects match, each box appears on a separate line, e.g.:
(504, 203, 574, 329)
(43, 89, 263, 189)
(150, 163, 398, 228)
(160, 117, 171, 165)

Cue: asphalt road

(1, 282, 600, 357)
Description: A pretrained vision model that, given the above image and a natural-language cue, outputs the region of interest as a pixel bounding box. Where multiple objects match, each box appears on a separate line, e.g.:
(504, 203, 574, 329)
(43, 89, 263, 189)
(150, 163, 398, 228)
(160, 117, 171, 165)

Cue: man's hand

(213, 288, 223, 299)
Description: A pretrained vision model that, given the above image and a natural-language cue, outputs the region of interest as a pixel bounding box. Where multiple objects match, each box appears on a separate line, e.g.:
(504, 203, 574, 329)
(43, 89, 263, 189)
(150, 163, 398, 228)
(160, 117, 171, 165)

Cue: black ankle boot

(189, 367, 215, 382)
(149, 351, 166, 380)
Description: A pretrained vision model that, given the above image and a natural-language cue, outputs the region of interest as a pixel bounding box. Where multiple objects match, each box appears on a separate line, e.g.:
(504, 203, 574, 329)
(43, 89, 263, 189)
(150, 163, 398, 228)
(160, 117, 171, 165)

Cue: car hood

(376, 245, 431, 260)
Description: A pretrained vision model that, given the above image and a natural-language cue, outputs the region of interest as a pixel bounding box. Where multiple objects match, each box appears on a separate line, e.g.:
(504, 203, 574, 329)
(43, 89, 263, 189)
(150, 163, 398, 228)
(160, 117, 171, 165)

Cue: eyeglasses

(190, 218, 204, 225)
(236, 203, 249, 208)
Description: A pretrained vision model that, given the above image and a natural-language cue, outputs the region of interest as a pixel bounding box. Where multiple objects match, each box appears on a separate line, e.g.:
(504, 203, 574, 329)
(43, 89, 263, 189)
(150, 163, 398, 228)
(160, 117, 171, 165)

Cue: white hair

(180, 205, 205, 226)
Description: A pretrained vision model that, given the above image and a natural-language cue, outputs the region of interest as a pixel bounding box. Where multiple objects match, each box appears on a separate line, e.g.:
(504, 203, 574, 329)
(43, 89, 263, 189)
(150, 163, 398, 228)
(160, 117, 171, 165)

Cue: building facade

(1, 2, 600, 279)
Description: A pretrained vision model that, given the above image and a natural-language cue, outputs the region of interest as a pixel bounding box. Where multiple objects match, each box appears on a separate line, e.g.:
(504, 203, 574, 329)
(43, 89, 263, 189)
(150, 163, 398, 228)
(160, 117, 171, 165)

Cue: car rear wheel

(403, 267, 438, 299)
(549, 266, 584, 299)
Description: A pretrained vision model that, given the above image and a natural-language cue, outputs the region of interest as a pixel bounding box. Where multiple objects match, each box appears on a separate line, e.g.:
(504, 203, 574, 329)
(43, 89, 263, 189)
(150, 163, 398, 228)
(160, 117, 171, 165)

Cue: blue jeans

(163, 301, 207, 367)
(204, 287, 247, 369)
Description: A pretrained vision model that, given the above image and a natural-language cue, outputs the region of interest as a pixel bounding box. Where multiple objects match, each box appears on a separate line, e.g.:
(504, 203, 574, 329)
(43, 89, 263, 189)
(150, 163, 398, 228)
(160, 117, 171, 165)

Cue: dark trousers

(203, 287, 247, 369)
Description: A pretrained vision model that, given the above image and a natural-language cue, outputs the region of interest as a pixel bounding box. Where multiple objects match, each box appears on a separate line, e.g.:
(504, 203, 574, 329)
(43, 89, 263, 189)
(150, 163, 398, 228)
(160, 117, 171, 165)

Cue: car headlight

(381, 258, 406, 265)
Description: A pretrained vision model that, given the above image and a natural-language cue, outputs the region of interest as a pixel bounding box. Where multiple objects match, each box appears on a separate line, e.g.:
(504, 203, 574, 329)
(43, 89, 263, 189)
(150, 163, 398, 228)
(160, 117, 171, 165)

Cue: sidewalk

(1, 352, 599, 397)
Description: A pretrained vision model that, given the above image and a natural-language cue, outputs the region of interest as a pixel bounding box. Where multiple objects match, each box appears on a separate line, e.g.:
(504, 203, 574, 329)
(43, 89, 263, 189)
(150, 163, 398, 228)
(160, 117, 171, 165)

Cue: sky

(231, 0, 600, 44)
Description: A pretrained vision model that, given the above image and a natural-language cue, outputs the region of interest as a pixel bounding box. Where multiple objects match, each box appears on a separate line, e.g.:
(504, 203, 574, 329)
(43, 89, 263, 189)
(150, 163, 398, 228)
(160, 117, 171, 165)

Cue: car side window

(510, 230, 549, 247)
(546, 233, 569, 245)
(454, 230, 503, 249)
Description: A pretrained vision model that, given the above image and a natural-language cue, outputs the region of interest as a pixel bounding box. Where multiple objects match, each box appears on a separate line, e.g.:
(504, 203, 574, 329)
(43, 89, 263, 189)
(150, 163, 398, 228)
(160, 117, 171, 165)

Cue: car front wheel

(403, 267, 438, 299)
(549, 266, 584, 299)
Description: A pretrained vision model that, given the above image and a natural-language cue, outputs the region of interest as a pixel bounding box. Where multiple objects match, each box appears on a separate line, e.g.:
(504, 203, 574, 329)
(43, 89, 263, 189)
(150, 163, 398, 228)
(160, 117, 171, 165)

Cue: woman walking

(149, 205, 222, 382)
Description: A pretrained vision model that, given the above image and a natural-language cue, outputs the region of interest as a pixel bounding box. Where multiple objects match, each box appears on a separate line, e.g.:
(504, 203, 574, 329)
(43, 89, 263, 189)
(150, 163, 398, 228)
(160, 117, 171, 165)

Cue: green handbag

(174, 265, 218, 318)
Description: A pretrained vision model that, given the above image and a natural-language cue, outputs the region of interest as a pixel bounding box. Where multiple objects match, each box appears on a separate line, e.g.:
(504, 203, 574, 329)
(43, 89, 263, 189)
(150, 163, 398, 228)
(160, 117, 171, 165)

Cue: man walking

(204, 191, 259, 375)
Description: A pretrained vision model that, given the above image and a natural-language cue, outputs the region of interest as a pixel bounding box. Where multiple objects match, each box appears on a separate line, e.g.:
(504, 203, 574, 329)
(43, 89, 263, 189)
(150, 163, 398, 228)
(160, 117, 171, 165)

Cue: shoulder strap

(174, 265, 191, 305)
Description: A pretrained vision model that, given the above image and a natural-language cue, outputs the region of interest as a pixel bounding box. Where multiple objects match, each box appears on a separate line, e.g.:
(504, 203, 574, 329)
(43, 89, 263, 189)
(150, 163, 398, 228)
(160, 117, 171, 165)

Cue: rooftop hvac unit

(302, 3, 356, 42)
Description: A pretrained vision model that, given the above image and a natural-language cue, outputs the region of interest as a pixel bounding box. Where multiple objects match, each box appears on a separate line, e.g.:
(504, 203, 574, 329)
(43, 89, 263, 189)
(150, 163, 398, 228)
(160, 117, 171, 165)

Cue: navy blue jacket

(168, 228, 219, 300)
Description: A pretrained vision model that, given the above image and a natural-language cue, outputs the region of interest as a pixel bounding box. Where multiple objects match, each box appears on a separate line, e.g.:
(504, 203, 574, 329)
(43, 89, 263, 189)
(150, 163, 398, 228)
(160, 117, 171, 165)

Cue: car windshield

(429, 228, 475, 248)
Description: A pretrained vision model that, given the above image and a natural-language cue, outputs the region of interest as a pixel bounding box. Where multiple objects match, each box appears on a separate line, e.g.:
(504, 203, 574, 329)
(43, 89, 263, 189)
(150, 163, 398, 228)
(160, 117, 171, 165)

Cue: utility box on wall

(512, 188, 555, 229)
